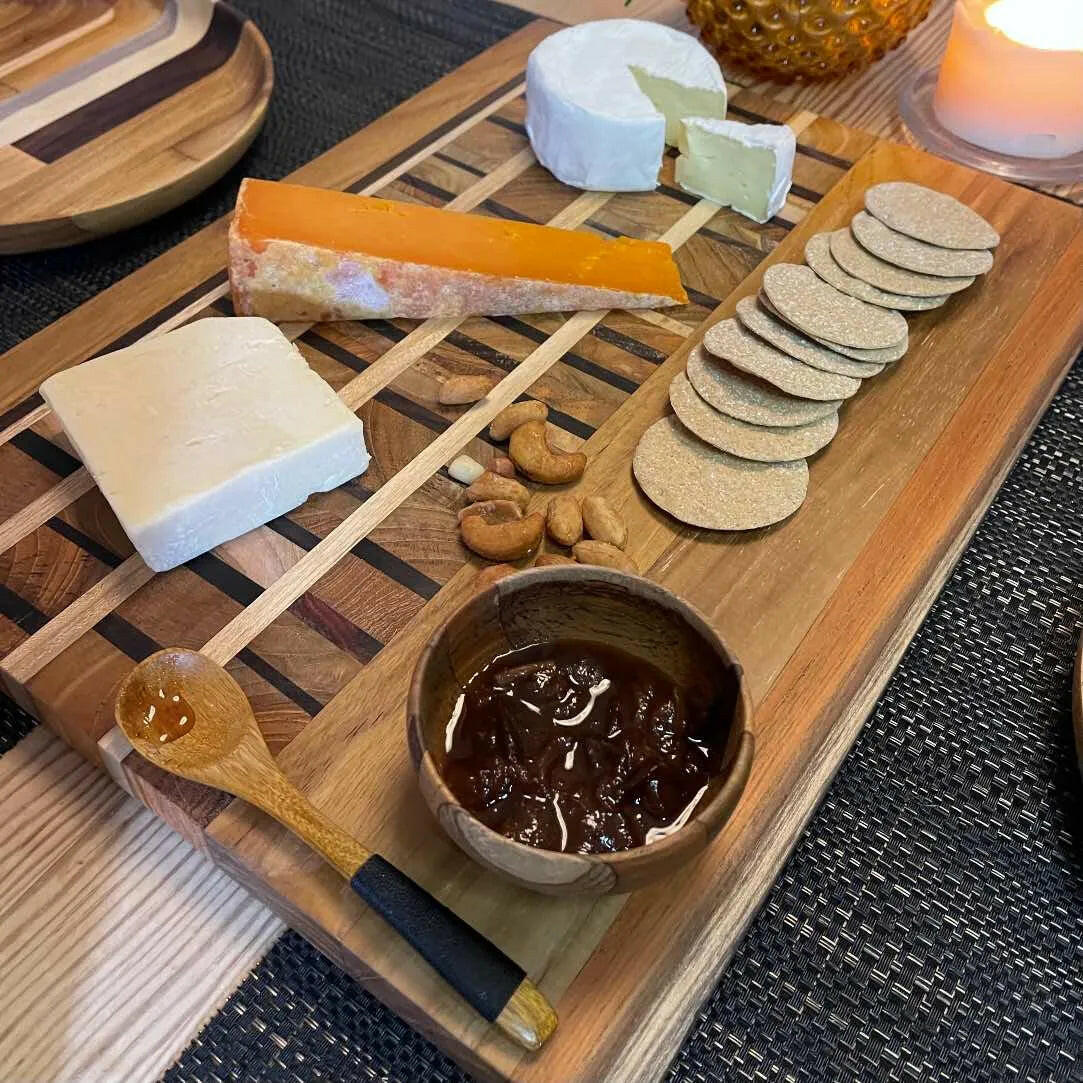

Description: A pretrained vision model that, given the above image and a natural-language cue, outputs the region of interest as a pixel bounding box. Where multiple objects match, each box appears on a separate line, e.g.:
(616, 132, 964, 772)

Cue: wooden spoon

(114, 648, 557, 1052)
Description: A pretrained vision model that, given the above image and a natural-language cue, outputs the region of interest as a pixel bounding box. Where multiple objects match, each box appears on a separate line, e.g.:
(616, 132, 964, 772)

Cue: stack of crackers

(634, 181, 999, 531)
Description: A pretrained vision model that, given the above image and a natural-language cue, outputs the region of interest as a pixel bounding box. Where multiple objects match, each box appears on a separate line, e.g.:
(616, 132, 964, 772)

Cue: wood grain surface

(3, 8, 1083, 1082)
(0, 0, 273, 253)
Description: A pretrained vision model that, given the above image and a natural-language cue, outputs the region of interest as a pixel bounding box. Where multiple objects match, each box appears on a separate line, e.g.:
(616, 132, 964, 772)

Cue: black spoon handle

(351, 854, 557, 1050)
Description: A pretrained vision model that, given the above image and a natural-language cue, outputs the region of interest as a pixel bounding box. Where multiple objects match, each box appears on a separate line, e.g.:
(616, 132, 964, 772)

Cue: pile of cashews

(444, 395, 636, 589)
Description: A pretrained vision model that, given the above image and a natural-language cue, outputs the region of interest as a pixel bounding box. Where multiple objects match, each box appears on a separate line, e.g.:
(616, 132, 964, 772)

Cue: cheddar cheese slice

(228, 178, 687, 322)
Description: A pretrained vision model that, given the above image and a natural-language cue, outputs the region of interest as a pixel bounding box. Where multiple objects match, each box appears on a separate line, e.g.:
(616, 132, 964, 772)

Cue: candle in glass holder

(933, 0, 1083, 159)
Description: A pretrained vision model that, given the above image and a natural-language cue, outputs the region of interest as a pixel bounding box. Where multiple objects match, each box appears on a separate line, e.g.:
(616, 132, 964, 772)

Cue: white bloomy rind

(676, 117, 795, 224)
(525, 19, 727, 192)
(40, 317, 370, 572)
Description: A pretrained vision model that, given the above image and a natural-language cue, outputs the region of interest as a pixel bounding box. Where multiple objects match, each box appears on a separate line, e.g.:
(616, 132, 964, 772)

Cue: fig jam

(441, 640, 734, 854)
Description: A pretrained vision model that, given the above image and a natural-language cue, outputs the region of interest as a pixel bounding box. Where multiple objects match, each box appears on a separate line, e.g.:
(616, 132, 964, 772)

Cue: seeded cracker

(670, 371, 838, 462)
(759, 294, 907, 362)
(865, 181, 1000, 250)
(634, 416, 808, 530)
(851, 211, 994, 277)
(705, 318, 860, 401)
(830, 227, 973, 297)
(736, 297, 885, 378)
(806, 233, 947, 311)
(686, 344, 841, 427)
(762, 263, 908, 350)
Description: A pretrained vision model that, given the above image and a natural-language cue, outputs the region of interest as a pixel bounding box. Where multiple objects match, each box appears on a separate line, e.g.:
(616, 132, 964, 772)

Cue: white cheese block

(676, 117, 795, 224)
(40, 317, 370, 572)
(525, 19, 727, 192)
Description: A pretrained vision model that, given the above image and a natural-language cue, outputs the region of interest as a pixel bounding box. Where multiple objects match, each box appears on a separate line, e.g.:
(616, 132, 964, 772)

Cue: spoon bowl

(115, 648, 253, 771)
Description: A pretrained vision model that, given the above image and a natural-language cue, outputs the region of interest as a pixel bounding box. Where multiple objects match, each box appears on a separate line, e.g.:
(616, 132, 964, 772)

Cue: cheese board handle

(245, 778, 557, 1052)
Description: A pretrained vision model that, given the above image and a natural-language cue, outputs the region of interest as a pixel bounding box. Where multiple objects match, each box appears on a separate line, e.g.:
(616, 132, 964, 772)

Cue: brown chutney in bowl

(408, 565, 754, 896)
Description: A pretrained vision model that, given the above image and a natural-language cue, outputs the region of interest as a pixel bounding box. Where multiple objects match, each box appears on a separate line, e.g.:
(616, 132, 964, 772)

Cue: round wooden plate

(0, 0, 272, 254)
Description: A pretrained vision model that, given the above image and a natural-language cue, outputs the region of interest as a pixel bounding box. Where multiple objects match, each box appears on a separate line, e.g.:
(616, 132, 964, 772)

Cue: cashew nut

(439, 374, 498, 405)
(474, 563, 518, 591)
(448, 454, 485, 485)
(457, 499, 522, 525)
(490, 400, 547, 441)
(509, 420, 587, 485)
(546, 495, 583, 547)
(581, 496, 627, 549)
(535, 553, 576, 567)
(490, 456, 517, 478)
(464, 470, 530, 512)
(573, 540, 638, 574)
(461, 509, 545, 561)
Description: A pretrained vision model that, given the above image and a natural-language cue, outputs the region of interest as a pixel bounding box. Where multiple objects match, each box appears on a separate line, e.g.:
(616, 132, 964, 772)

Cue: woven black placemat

(5, 2, 1083, 1080)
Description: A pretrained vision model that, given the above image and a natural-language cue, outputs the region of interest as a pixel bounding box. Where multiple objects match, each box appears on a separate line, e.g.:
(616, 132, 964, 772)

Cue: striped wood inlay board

(4, 22, 1082, 1082)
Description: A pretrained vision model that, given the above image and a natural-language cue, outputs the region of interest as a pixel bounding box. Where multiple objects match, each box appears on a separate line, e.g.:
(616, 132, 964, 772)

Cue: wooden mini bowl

(407, 566, 754, 896)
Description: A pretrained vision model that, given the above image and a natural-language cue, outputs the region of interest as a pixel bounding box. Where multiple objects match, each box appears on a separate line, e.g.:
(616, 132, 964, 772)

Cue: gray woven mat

(4, 1, 1083, 1080)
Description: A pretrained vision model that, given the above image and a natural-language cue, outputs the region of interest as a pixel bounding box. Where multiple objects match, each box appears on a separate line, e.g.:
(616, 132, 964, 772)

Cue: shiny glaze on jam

(441, 640, 733, 854)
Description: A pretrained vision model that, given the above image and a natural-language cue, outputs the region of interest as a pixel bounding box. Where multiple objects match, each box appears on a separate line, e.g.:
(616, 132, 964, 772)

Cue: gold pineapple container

(687, 0, 934, 81)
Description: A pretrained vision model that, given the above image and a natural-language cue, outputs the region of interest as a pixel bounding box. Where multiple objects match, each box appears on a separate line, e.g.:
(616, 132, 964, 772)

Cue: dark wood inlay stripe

(14, 5, 246, 162)
(591, 325, 668, 364)
(351, 325, 596, 441)
(189, 546, 382, 667)
(236, 647, 323, 715)
(11, 430, 80, 477)
(684, 285, 722, 309)
(434, 150, 485, 177)
(346, 72, 526, 196)
(0, 584, 49, 636)
(487, 317, 640, 395)
(486, 114, 525, 137)
(94, 612, 158, 663)
(47, 517, 120, 570)
(267, 516, 439, 603)
(100, 270, 230, 356)
(0, 393, 44, 434)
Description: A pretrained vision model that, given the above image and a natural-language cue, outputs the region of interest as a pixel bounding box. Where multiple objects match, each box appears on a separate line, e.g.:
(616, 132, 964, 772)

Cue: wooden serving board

(0, 0, 272, 254)
(2, 19, 1083, 1082)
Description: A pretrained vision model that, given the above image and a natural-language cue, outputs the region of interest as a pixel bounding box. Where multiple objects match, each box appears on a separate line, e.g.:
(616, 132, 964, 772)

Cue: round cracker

(634, 416, 808, 531)
(670, 371, 837, 462)
(830, 227, 973, 297)
(705, 317, 860, 401)
(865, 181, 999, 250)
(762, 263, 907, 349)
(685, 344, 840, 428)
(851, 211, 994, 277)
(805, 232, 947, 312)
(736, 297, 885, 378)
(759, 293, 907, 363)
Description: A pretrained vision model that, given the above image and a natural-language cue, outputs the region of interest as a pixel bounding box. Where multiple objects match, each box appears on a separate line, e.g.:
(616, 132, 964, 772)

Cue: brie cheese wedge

(525, 19, 727, 192)
(676, 117, 796, 224)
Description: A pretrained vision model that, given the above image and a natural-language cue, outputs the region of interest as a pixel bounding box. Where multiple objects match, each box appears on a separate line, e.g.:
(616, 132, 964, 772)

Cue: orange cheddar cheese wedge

(228, 178, 687, 322)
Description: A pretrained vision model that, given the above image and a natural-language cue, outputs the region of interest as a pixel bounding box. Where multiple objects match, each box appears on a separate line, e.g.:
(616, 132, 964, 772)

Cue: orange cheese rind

(228, 178, 687, 321)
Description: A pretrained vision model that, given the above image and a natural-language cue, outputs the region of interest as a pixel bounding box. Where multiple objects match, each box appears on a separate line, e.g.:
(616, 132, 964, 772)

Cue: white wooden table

(0, 2, 963, 1077)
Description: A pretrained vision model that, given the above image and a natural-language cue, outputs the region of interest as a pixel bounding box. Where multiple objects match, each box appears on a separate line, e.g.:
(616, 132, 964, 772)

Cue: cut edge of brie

(675, 117, 796, 224)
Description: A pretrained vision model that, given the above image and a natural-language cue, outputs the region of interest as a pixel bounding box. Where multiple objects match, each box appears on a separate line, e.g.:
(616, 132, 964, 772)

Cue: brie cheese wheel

(676, 117, 795, 224)
(40, 318, 370, 572)
(525, 19, 727, 192)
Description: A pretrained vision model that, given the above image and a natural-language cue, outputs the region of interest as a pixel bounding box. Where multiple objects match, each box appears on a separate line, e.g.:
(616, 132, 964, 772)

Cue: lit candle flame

(985, 0, 1083, 51)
